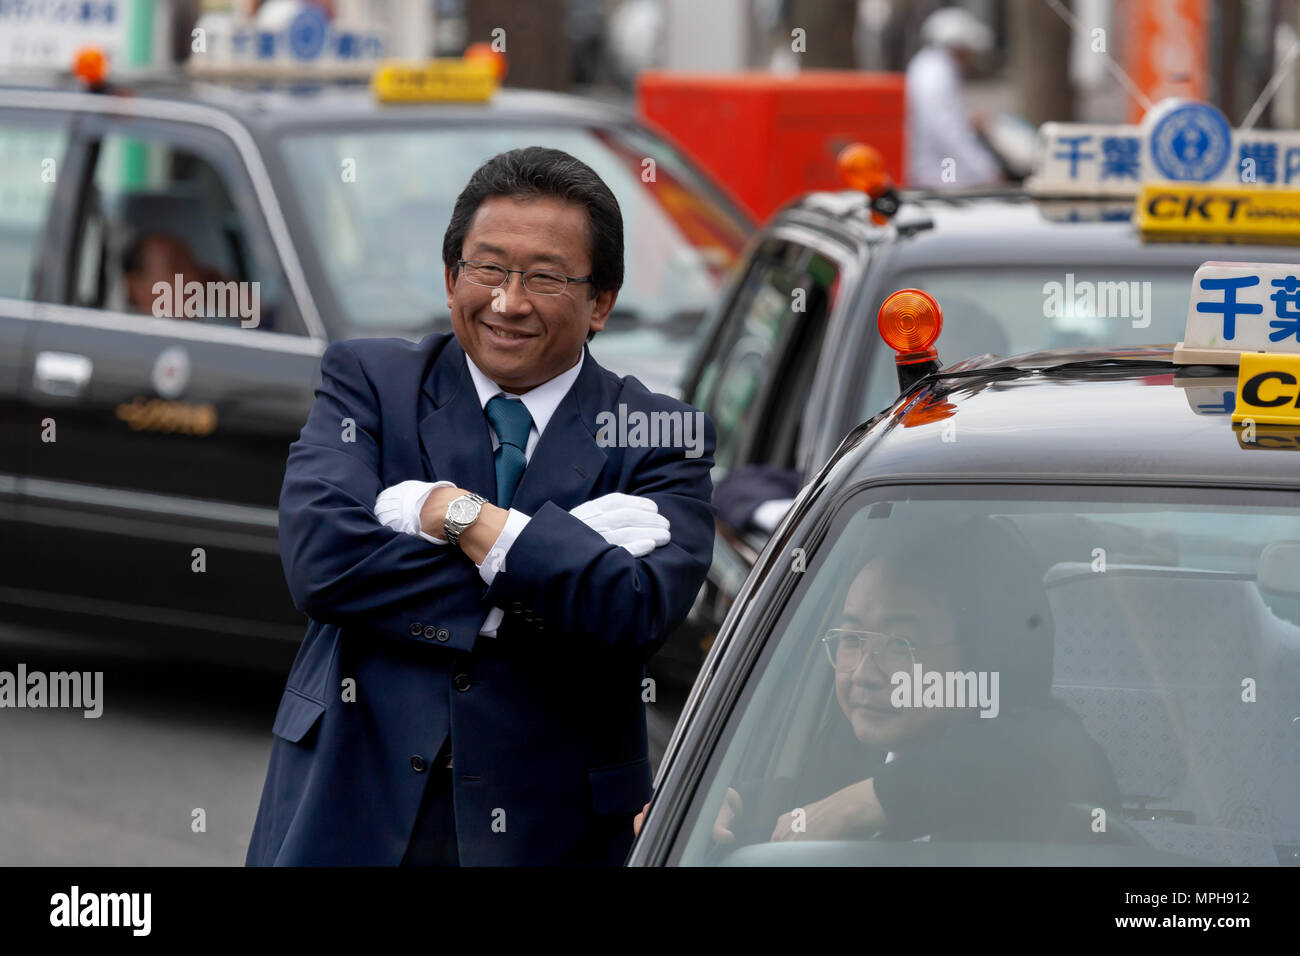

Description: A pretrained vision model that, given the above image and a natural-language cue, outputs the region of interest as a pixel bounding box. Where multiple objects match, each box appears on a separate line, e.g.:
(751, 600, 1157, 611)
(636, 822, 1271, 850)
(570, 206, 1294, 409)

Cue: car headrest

(113, 188, 235, 278)
(1259, 542, 1300, 598)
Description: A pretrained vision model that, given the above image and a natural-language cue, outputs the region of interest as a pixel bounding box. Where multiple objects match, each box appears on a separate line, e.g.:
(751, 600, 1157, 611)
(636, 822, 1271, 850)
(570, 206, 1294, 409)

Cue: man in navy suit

(245, 147, 716, 866)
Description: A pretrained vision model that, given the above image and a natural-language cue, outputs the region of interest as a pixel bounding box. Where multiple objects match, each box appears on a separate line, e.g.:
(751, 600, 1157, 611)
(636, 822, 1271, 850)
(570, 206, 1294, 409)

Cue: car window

(67, 128, 303, 334)
(694, 245, 836, 477)
(859, 268, 1194, 420)
(275, 123, 749, 353)
(674, 485, 1300, 866)
(0, 112, 69, 299)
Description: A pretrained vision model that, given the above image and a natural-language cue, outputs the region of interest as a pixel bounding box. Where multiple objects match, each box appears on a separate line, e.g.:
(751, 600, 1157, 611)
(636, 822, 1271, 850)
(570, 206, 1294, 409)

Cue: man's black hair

(442, 146, 623, 343)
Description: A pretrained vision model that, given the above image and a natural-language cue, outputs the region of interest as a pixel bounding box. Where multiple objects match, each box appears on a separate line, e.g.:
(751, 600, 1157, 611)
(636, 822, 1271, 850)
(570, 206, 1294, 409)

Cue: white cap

(921, 7, 994, 54)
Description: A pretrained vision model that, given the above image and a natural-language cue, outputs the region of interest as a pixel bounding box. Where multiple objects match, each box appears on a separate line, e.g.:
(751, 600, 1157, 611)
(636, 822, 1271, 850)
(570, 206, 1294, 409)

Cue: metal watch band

(443, 492, 487, 547)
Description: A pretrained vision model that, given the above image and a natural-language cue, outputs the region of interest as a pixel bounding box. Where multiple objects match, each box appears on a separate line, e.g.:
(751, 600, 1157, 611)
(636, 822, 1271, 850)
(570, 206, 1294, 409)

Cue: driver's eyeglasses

(821, 629, 917, 672)
(457, 259, 593, 296)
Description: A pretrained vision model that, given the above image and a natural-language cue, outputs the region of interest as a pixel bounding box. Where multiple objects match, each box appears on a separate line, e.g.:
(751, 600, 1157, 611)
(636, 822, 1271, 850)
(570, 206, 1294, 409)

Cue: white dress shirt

(416, 348, 585, 637)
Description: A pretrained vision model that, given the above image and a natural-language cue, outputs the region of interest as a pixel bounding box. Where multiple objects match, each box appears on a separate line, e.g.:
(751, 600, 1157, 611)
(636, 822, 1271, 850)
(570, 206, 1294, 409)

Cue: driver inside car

(713, 519, 1122, 848)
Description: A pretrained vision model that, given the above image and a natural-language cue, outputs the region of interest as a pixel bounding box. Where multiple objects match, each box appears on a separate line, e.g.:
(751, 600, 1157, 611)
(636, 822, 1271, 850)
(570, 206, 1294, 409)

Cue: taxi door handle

(33, 351, 93, 398)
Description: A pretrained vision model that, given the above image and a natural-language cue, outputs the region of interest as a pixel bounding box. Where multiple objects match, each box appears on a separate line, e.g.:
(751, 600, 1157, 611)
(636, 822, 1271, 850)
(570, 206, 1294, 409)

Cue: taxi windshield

(276, 123, 749, 378)
(860, 267, 1192, 418)
(675, 486, 1300, 866)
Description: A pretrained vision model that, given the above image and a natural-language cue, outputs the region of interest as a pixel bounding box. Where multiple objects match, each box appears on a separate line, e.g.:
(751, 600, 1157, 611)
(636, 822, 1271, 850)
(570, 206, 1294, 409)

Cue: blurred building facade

(3, 1, 1296, 129)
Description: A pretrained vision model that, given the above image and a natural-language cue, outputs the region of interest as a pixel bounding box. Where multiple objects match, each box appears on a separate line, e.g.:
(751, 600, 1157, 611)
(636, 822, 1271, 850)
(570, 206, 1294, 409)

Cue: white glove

(751, 497, 795, 534)
(375, 479, 455, 544)
(570, 492, 670, 557)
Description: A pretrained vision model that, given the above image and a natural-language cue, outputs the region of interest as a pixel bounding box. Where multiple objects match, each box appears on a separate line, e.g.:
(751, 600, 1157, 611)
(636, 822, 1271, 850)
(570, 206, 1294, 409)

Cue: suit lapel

(418, 338, 497, 502)
(509, 396, 605, 514)
(418, 339, 611, 512)
(510, 345, 607, 514)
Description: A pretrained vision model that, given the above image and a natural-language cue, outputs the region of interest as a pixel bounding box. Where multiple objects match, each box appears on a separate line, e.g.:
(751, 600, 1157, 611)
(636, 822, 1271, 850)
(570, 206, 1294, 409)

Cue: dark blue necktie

(484, 395, 533, 508)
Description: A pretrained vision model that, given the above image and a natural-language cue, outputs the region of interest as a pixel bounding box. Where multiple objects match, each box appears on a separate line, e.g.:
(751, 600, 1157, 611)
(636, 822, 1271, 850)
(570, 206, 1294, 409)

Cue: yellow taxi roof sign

(371, 58, 497, 104)
(1231, 351, 1300, 425)
(1136, 184, 1300, 243)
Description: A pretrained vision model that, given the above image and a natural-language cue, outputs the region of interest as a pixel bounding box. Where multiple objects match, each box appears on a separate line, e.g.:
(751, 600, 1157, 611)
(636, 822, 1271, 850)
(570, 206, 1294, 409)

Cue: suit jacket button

(410, 622, 423, 636)
(453, 673, 472, 692)
(410, 755, 427, 773)
(522, 612, 534, 622)
(535, 621, 545, 630)
(435, 628, 450, 642)
(423, 625, 437, 639)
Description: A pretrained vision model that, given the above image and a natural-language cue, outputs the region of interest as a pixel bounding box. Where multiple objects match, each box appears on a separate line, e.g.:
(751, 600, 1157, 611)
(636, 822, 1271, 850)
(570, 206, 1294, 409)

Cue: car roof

(777, 189, 1300, 273)
(0, 72, 637, 133)
(823, 346, 1299, 491)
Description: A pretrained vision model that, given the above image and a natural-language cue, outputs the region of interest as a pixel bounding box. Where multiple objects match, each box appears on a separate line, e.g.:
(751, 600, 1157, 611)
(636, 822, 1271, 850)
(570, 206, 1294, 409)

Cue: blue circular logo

(288, 7, 328, 61)
(1149, 101, 1232, 182)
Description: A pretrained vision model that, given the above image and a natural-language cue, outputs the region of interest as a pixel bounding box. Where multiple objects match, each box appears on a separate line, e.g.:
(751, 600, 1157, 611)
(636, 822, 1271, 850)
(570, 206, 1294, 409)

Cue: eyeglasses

(821, 629, 918, 673)
(456, 259, 593, 296)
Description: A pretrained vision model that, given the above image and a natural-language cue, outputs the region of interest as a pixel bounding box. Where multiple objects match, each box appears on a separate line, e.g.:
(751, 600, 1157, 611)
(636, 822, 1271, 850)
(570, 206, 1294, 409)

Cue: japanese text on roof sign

(1183, 262, 1300, 353)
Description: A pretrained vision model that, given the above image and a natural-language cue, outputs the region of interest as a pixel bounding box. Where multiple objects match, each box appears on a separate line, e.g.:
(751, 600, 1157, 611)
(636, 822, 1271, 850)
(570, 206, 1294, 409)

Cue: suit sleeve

(481, 411, 717, 663)
(278, 341, 487, 651)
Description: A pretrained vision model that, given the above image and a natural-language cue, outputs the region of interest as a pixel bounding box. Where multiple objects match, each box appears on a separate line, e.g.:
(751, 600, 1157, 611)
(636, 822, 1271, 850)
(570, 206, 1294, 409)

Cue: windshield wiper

(1037, 358, 1175, 375)
(932, 357, 1177, 383)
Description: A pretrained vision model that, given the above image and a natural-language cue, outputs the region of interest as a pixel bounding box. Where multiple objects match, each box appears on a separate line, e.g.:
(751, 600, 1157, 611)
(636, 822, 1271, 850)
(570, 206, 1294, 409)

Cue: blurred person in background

(123, 233, 227, 320)
(906, 6, 1003, 188)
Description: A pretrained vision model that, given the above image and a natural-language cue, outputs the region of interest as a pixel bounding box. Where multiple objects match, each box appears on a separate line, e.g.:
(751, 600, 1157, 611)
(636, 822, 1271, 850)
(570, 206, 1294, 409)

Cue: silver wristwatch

(443, 492, 487, 547)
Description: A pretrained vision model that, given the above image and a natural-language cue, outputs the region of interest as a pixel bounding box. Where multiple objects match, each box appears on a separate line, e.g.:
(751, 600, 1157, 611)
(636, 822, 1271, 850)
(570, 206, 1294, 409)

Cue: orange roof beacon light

(463, 42, 507, 81)
(837, 142, 900, 222)
(878, 288, 943, 392)
(72, 46, 109, 91)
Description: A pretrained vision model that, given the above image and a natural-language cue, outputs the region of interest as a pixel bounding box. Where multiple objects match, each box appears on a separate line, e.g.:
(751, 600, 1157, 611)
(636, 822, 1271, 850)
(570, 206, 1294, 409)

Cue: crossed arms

(278, 340, 716, 659)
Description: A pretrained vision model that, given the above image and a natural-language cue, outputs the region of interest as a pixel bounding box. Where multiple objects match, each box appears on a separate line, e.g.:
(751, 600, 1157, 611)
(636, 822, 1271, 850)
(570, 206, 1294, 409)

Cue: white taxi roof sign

(1026, 99, 1300, 198)
(370, 58, 497, 104)
(1174, 261, 1300, 365)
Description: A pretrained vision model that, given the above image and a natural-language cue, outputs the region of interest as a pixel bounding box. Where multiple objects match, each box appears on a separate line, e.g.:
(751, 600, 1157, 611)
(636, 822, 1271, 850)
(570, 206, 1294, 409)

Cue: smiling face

(445, 195, 617, 394)
(833, 557, 961, 749)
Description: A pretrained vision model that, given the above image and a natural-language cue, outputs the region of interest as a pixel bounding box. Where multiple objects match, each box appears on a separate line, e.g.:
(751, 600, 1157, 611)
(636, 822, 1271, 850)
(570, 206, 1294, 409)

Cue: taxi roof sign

(1174, 261, 1300, 366)
(1026, 99, 1300, 198)
(1231, 351, 1300, 426)
(370, 58, 497, 104)
(1135, 183, 1300, 243)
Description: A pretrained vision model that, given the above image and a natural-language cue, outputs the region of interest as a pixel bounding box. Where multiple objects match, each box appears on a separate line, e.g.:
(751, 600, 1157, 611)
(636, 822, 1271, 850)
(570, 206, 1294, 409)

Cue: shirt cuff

(476, 508, 530, 585)
(415, 480, 457, 544)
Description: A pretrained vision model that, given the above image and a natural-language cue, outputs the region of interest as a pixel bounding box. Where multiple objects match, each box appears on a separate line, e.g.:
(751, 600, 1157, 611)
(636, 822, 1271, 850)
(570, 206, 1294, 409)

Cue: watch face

(449, 498, 478, 524)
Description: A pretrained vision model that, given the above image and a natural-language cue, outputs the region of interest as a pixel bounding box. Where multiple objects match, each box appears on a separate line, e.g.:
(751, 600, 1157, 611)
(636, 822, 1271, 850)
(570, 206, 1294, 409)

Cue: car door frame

(0, 88, 328, 341)
(658, 218, 863, 696)
(0, 89, 330, 648)
(0, 102, 85, 631)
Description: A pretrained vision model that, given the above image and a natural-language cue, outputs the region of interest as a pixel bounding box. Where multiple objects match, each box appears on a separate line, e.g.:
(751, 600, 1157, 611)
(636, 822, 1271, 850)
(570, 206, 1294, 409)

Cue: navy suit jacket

(245, 333, 716, 866)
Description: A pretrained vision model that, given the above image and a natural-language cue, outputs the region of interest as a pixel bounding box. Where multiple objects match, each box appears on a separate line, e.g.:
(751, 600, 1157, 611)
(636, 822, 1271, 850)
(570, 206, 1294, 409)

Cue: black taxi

(659, 99, 1300, 690)
(0, 57, 751, 663)
(630, 265, 1300, 867)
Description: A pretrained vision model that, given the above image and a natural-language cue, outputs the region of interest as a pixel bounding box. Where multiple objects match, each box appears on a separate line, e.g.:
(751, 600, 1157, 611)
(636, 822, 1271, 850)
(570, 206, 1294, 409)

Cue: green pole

(122, 0, 157, 187)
